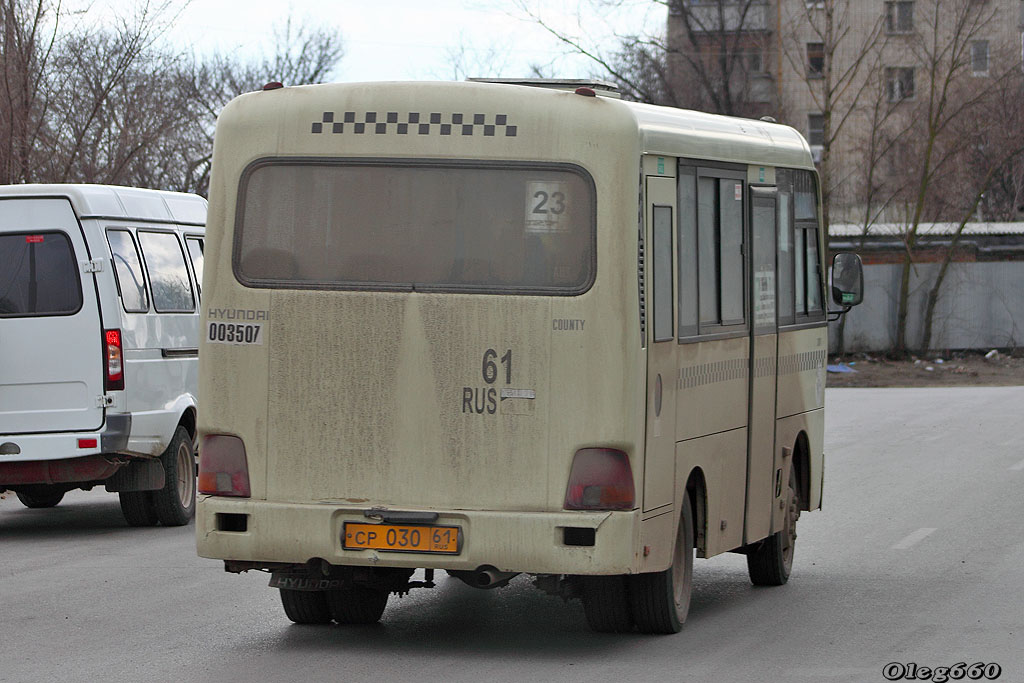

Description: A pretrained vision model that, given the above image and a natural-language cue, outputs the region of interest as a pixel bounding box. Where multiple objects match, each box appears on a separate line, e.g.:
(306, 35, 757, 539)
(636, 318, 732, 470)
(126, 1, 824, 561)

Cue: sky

(159, 0, 664, 83)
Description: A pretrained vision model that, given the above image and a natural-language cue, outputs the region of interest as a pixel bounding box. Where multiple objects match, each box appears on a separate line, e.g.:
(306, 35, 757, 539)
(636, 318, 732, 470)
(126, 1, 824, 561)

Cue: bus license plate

(342, 522, 461, 555)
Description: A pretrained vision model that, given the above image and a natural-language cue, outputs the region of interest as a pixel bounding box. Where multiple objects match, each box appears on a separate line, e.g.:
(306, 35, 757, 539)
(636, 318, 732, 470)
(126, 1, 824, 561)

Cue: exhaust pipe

(448, 566, 519, 590)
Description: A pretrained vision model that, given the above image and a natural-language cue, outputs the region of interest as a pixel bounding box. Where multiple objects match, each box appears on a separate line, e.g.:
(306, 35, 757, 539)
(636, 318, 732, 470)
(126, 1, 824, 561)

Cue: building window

(807, 114, 824, 147)
(743, 49, 764, 74)
(972, 40, 989, 75)
(886, 67, 915, 101)
(806, 42, 825, 77)
(885, 1, 914, 33)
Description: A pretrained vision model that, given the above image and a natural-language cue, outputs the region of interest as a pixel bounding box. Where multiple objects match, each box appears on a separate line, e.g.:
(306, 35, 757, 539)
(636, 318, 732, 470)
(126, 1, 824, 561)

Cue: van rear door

(0, 198, 105, 435)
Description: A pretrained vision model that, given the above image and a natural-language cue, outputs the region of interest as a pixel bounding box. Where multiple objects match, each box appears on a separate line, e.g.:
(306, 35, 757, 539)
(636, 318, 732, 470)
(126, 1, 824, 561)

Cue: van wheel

(629, 491, 694, 634)
(119, 491, 158, 526)
(326, 586, 389, 625)
(746, 468, 800, 586)
(279, 589, 332, 624)
(16, 487, 65, 508)
(581, 576, 634, 633)
(152, 426, 196, 526)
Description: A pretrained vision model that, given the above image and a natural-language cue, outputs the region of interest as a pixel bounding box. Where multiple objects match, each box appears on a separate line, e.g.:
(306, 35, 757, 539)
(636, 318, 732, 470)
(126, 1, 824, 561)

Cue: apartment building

(667, 0, 1024, 222)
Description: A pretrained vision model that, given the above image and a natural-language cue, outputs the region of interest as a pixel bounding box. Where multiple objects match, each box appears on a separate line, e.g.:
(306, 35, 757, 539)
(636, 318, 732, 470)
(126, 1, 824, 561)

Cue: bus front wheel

(746, 467, 800, 586)
(629, 491, 694, 634)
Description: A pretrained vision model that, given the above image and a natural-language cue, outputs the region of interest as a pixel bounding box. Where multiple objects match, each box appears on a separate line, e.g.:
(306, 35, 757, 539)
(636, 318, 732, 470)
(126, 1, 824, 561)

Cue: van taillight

(564, 448, 635, 511)
(104, 329, 124, 391)
(198, 435, 251, 497)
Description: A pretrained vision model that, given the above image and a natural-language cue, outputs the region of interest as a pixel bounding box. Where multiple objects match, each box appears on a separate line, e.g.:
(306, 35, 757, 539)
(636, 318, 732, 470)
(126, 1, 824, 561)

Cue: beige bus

(195, 79, 862, 633)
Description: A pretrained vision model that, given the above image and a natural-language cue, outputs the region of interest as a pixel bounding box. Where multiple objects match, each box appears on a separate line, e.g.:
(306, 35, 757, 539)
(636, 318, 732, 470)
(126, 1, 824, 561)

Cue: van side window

(138, 231, 195, 313)
(106, 229, 149, 313)
(185, 237, 204, 298)
(0, 232, 82, 317)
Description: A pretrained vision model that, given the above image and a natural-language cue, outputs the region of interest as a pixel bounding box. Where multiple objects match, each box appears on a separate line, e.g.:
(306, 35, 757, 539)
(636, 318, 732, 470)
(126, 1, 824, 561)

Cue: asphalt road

(1, 387, 1022, 683)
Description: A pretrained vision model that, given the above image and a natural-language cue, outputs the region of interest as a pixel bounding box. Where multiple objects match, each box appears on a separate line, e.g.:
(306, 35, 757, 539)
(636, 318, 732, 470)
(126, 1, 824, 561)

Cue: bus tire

(629, 491, 694, 634)
(746, 467, 800, 586)
(16, 487, 65, 508)
(152, 426, 196, 527)
(580, 575, 633, 633)
(326, 586, 389, 625)
(279, 589, 332, 624)
(119, 491, 158, 526)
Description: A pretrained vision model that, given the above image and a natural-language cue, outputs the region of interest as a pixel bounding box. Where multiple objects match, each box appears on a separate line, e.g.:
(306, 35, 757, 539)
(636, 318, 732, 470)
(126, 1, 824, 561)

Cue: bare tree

(0, 0, 61, 184)
(779, 0, 887, 249)
(890, 0, 1003, 355)
(664, 0, 775, 115)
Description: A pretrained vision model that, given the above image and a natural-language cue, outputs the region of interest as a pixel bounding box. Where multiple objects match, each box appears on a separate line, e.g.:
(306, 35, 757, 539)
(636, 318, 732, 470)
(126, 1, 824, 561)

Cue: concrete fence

(828, 262, 1024, 353)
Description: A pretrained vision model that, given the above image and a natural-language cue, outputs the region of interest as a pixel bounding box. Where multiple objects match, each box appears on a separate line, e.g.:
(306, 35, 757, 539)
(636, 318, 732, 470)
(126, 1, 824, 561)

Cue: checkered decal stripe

(677, 358, 748, 390)
(311, 111, 518, 137)
(753, 355, 777, 379)
(675, 350, 822, 390)
(778, 350, 826, 376)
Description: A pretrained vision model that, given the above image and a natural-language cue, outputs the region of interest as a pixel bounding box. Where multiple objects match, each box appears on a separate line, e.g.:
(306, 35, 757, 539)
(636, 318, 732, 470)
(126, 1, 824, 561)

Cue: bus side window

(677, 166, 698, 338)
(777, 176, 795, 325)
(693, 166, 747, 335)
(652, 205, 674, 342)
(792, 169, 824, 318)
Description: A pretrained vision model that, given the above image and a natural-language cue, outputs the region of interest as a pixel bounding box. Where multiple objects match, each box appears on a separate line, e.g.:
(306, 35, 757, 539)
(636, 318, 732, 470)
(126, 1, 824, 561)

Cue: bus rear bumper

(196, 497, 641, 575)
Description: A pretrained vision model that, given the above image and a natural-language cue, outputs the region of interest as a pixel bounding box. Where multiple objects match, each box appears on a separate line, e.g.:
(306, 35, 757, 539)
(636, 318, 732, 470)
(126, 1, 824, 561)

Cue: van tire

(326, 586, 389, 625)
(119, 491, 158, 526)
(152, 426, 196, 527)
(16, 487, 65, 508)
(581, 576, 634, 633)
(746, 468, 800, 586)
(629, 491, 694, 634)
(280, 589, 332, 624)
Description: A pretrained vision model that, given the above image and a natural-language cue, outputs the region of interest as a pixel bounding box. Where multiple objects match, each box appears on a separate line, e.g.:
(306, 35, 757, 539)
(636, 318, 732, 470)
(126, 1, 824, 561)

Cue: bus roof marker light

(575, 87, 597, 97)
(262, 82, 284, 91)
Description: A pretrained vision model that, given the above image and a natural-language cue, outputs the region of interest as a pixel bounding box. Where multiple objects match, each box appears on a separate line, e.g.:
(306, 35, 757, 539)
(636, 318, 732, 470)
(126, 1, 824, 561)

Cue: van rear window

(0, 232, 82, 317)
(234, 160, 596, 295)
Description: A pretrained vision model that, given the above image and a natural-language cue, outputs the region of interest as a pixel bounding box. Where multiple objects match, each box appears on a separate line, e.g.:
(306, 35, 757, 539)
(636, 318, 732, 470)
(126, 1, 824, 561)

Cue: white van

(0, 184, 206, 526)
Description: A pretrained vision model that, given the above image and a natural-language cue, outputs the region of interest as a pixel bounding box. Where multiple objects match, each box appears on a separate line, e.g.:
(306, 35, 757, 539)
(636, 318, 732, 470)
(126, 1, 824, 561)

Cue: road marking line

(892, 528, 937, 550)
(1010, 458, 1024, 471)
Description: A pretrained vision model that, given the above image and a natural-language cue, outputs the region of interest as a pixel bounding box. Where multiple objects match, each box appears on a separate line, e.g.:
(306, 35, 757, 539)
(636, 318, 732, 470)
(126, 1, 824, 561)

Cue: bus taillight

(198, 434, 251, 497)
(564, 448, 635, 511)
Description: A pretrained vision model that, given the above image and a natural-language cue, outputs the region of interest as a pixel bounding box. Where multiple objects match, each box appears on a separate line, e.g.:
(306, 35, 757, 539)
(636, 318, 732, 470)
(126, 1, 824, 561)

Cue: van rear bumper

(0, 414, 131, 463)
(196, 497, 642, 575)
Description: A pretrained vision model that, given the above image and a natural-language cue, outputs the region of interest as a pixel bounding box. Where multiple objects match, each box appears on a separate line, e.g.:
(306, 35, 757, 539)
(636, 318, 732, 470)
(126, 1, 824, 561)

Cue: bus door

(643, 174, 677, 512)
(744, 186, 779, 543)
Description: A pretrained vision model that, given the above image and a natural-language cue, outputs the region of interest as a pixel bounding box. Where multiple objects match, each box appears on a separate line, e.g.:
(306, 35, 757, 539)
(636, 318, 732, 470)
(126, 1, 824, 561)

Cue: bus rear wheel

(580, 575, 633, 633)
(326, 586, 389, 625)
(279, 588, 332, 624)
(629, 491, 694, 634)
(746, 467, 800, 586)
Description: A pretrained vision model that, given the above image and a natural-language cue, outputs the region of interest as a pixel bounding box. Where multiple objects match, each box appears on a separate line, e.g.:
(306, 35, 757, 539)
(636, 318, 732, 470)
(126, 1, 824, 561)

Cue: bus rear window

(234, 161, 596, 295)
(0, 232, 82, 317)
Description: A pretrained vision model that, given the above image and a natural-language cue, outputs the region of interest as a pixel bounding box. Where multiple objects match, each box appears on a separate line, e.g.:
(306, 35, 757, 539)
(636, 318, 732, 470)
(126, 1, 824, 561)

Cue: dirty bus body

(196, 80, 856, 633)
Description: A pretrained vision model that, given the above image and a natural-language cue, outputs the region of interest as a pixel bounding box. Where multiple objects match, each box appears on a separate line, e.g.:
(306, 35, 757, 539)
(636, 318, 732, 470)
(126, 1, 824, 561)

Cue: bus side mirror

(830, 253, 863, 307)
